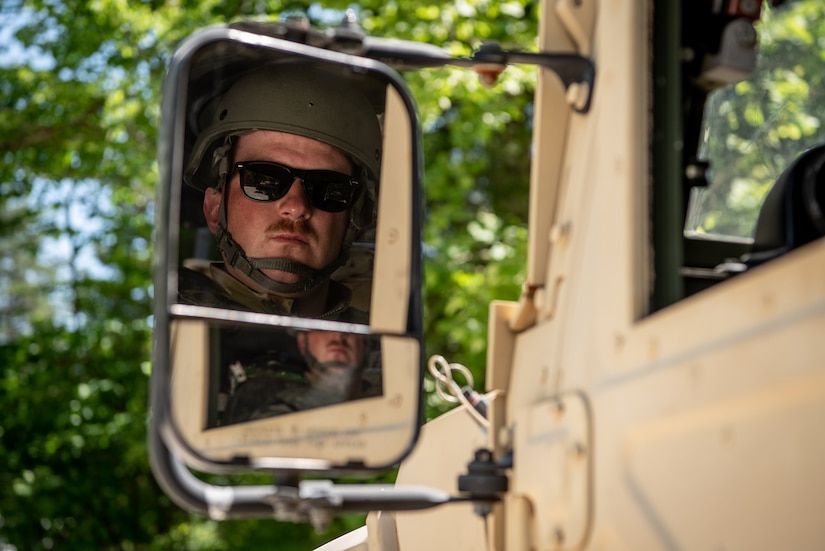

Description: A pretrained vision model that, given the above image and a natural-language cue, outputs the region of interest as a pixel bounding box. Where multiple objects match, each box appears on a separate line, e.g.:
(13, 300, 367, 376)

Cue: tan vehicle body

(326, 0, 825, 549)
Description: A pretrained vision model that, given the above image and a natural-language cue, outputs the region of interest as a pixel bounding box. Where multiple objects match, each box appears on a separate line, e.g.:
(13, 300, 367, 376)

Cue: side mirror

(151, 25, 423, 475)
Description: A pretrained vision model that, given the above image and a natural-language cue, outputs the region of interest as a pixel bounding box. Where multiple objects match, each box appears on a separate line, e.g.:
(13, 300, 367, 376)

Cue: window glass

(685, 2, 825, 239)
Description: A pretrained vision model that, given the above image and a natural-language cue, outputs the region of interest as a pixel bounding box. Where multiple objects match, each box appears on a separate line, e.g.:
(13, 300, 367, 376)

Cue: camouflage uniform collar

(209, 263, 352, 319)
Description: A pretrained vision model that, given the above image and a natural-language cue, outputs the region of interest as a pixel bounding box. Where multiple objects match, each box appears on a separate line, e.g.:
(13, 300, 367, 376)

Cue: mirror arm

(299, 480, 455, 511)
(294, 481, 466, 532)
(228, 20, 595, 113)
(470, 43, 596, 113)
(297, 449, 511, 530)
(359, 39, 595, 113)
(149, 427, 285, 520)
(296, 446, 510, 531)
(151, 426, 504, 530)
(150, 432, 473, 530)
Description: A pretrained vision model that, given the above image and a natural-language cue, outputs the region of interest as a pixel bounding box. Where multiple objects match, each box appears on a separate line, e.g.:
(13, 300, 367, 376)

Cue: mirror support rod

(296, 481, 460, 531)
(151, 426, 500, 532)
(364, 39, 595, 113)
(150, 430, 472, 530)
(293, 449, 510, 531)
(230, 20, 596, 113)
(149, 427, 282, 520)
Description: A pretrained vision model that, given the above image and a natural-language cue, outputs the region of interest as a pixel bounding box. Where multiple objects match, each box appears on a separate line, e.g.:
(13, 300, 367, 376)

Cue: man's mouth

(326, 344, 350, 354)
(270, 232, 308, 244)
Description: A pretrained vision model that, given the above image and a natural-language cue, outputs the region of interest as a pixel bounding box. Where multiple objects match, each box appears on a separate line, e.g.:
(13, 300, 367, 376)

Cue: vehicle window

(685, 1, 825, 240)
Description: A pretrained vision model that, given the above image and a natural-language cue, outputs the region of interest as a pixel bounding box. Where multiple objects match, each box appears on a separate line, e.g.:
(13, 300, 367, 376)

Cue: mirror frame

(151, 24, 423, 474)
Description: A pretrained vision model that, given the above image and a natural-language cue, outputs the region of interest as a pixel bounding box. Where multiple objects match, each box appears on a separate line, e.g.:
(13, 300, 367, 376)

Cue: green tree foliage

(3, 0, 822, 548)
(0, 0, 536, 548)
(357, 2, 537, 408)
(4, 0, 823, 548)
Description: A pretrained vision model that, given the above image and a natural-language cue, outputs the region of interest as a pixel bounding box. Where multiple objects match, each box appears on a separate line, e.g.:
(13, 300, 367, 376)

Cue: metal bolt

(554, 527, 565, 544)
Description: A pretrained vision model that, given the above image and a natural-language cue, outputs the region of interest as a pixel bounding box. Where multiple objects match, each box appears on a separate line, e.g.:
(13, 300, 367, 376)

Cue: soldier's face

(204, 130, 351, 293)
(302, 331, 365, 371)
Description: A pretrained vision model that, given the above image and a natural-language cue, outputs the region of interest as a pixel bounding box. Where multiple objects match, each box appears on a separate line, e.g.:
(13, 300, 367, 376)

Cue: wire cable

(427, 354, 489, 429)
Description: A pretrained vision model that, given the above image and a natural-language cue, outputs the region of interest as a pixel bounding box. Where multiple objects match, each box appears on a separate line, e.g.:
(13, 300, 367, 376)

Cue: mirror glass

(153, 25, 422, 472)
(210, 326, 382, 427)
(169, 317, 421, 469)
(176, 44, 385, 323)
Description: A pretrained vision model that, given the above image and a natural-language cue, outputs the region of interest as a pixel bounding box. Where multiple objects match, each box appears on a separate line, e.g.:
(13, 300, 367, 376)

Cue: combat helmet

(184, 63, 383, 296)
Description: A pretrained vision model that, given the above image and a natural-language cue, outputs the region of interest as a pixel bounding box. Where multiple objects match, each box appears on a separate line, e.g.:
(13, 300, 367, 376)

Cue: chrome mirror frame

(151, 24, 423, 479)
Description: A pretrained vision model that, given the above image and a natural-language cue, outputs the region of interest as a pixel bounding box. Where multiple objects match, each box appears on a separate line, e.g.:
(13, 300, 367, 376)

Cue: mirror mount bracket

(154, 426, 516, 534)
(229, 19, 596, 113)
(259, 448, 511, 532)
(466, 42, 595, 113)
(456, 448, 511, 518)
(294, 480, 457, 532)
(153, 430, 505, 533)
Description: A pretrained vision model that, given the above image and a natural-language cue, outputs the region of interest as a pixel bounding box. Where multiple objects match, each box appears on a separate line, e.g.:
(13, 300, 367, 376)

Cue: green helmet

(185, 64, 382, 189)
(184, 64, 383, 297)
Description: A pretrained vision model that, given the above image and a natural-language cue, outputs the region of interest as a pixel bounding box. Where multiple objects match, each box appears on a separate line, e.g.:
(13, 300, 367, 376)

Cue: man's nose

(328, 332, 347, 344)
(278, 178, 311, 218)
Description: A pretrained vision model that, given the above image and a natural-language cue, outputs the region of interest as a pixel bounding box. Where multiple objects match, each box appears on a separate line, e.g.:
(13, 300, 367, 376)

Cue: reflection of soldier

(298, 331, 374, 403)
(222, 331, 381, 424)
(179, 65, 381, 321)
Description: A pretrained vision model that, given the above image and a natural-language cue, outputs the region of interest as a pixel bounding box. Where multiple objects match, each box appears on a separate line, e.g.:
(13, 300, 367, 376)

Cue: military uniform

(178, 263, 368, 322)
(223, 361, 312, 422)
(222, 353, 383, 425)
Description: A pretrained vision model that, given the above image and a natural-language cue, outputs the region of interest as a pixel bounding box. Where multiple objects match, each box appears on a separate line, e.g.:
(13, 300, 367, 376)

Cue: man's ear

(296, 333, 307, 355)
(203, 187, 222, 234)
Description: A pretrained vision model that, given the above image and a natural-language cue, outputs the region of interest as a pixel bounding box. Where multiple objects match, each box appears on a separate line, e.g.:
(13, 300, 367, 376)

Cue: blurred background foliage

(0, 0, 536, 548)
(3, 0, 821, 548)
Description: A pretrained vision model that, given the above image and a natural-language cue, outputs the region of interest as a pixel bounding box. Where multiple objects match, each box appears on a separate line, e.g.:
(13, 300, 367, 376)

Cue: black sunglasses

(232, 161, 362, 213)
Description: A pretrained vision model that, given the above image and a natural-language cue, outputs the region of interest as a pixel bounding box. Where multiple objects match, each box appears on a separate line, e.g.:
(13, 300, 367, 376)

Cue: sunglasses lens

(238, 164, 293, 202)
(235, 162, 360, 212)
(304, 173, 357, 212)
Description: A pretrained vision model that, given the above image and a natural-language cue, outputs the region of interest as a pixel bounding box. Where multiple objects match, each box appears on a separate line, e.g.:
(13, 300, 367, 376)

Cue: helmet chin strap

(215, 222, 346, 295)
